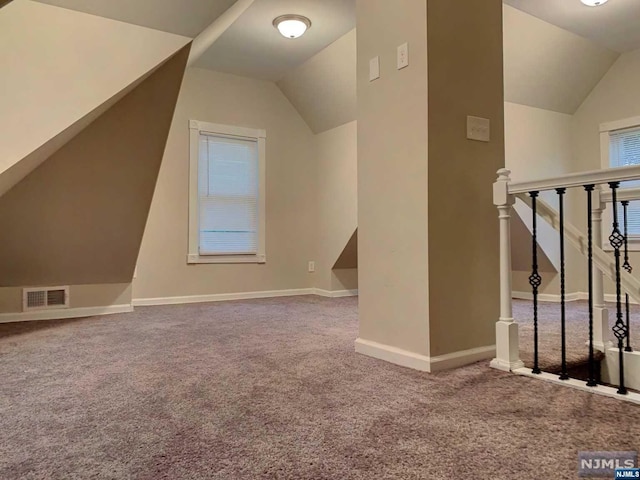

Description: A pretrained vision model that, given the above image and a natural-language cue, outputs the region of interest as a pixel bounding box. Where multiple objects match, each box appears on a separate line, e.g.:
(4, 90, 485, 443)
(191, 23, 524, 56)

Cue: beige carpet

(515, 298, 640, 376)
(1, 296, 639, 479)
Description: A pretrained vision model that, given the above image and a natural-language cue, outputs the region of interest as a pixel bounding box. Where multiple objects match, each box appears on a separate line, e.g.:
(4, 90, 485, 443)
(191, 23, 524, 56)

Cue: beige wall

(504, 102, 575, 294)
(0, 0, 189, 196)
(278, 29, 356, 135)
(426, 0, 504, 357)
(314, 121, 358, 292)
(133, 68, 317, 300)
(572, 48, 640, 295)
(0, 283, 132, 315)
(356, 0, 431, 356)
(0, 47, 189, 299)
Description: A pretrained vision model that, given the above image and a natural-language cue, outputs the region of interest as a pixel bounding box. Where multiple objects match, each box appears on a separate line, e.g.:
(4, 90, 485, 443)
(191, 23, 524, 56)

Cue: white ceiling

(195, 0, 356, 81)
(33, 0, 237, 38)
(504, 0, 640, 53)
(503, 4, 619, 114)
(33, 0, 356, 82)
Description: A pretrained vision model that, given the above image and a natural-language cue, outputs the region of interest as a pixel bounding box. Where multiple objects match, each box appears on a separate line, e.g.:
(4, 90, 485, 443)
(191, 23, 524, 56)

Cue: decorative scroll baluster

(608, 182, 628, 395)
(557, 188, 569, 380)
(622, 200, 633, 353)
(529, 191, 542, 375)
(585, 185, 598, 387)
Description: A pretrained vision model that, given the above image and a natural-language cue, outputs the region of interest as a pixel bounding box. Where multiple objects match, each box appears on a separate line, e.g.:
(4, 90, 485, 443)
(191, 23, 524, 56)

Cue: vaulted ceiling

(34, 0, 237, 37)
(503, 3, 619, 114)
(25, 0, 639, 124)
(504, 0, 640, 53)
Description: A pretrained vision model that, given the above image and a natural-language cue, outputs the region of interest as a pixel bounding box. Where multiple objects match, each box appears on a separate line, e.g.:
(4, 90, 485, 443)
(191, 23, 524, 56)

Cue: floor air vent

(23, 287, 69, 311)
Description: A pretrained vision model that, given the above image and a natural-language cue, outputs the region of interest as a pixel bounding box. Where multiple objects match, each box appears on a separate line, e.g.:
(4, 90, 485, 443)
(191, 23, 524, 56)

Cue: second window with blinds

(188, 120, 266, 264)
(601, 116, 640, 249)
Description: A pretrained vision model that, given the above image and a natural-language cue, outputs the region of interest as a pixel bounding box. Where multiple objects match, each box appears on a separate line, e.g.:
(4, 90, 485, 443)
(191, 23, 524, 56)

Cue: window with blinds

(610, 126, 640, 236)
(198, 133, 259, 255)
(188, 120, 265, 264)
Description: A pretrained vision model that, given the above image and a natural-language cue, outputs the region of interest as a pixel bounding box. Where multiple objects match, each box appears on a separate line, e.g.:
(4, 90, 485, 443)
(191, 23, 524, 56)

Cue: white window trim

(188, 120, 266, 264)
(600, 116, 640, 251)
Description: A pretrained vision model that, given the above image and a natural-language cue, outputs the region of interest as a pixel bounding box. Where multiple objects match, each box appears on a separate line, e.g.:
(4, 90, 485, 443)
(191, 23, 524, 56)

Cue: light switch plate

(467, 116, 490, 142)
(397, 43, 409, 69)
(369, 56, 380, 81)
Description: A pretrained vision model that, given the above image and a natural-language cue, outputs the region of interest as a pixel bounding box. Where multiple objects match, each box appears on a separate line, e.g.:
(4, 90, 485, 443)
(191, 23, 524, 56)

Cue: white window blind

(198, 133, 259, 255)
(610, 127, 640, 236)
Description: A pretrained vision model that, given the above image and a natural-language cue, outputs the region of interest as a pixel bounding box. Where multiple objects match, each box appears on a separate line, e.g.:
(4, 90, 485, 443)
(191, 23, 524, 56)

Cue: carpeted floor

(515, 299, 640, 375)
(1, 296, 639, 479)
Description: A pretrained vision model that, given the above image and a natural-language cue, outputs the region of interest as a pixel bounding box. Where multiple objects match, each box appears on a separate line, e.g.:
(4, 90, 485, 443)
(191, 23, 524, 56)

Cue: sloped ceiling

(33, 0, 236, 37)
(0, 46, 190, 287)
(504, 0, 640, 53)
(0, 0, 190, 197)
(503, 4, 619, 114)
(278, 29, 356, 134)
(278, 5, 621, 132)
(195, 0, 355, 81)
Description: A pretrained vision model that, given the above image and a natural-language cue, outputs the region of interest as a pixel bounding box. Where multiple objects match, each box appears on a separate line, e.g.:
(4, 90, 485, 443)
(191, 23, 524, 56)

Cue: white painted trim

(132, 288, 315, 306)
(513, 291, 639, 305)
(189, 120, 265, 139)
(313, 289, 358, 298)
(354, 338, 495, 373)
(188, 120, 266, 264)
(133, 288, 357, 306)
(508, 164, 640, 194)
(0, 304, 133, 324)
(600, 115, 640, 133)
(430, 345, 496, 372)
(513, 367, 640, 406)
(512, 291, 584, 302)
(600, 186, 640, 203)
(186, 253, 266, 264)
(354, 338, 432, 372)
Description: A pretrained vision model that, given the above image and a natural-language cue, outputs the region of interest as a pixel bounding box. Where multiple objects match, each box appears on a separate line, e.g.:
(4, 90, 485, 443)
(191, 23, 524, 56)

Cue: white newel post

(592, 188, 612, 352)
(490, 169, 524, 372)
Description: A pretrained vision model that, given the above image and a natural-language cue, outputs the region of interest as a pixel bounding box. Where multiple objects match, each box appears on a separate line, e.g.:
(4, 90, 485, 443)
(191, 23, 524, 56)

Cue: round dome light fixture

(273, 14, 311, 39)
(580, 0, 608, 6)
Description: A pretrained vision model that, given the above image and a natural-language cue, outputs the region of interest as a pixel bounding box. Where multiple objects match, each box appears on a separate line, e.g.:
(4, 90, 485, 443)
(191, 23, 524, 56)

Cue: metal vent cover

(23, 287, 69, 311)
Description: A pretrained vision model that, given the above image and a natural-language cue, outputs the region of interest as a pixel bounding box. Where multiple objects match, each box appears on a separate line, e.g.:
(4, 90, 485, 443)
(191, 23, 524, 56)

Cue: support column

(591, 188, 611, 352)
(490, 169, 524, 372)
(356, 0, 504, 372)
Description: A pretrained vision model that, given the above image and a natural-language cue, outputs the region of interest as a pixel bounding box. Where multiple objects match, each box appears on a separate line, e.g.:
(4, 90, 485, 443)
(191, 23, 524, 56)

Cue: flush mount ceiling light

(580, 0, 608, 5)
(273, 14, 311, 39)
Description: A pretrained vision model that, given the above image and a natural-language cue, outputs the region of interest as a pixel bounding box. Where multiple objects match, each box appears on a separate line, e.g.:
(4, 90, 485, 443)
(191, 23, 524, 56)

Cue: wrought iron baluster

(622, 200, 633, 353)
(608, 182, 628, 395)
(557, 188, 568, 380)
(529, 191, 542, 375)
(585, 185, 597, 387)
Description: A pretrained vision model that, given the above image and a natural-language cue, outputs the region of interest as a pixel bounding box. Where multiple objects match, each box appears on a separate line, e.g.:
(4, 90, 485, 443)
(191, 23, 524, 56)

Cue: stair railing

(492, 166, 640, 401)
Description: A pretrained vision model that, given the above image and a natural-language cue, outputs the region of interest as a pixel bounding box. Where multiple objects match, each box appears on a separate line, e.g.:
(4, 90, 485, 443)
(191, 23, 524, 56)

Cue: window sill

(187, 254, 266, 264)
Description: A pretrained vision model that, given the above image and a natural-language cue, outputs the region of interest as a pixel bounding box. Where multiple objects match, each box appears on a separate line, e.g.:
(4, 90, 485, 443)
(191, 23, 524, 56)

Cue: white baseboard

(133, 288, 315, 307)
(0, 304, 133, 324)
(430, 345, 496, 372)
(355, 338, 432, 371)
(133, 287, 358, 306)
(313, 288, 358, 298)
(354, 338, 495, 373)
(513, 291, 638, 305)
(513, 291, 584, 302)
